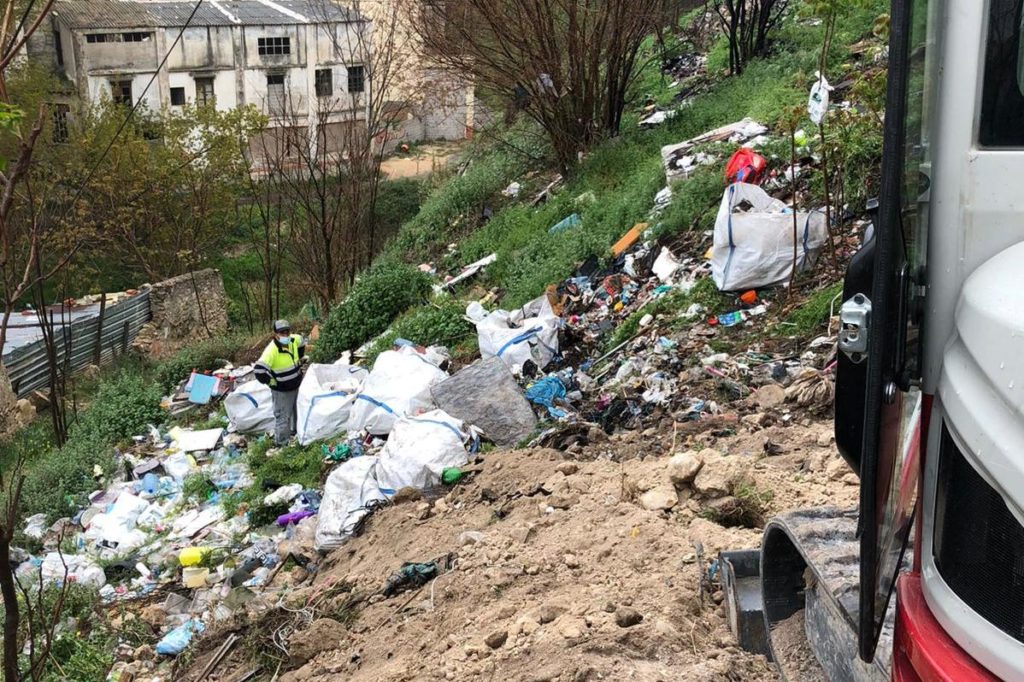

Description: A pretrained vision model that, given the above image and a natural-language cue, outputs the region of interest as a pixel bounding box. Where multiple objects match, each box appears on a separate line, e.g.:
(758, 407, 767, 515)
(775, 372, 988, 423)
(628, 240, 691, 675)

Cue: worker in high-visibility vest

(254, 320, 306, 445)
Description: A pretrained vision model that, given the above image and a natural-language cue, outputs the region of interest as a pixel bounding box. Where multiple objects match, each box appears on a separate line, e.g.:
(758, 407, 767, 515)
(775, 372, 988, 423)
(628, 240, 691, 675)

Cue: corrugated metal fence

(2, 287, 152, 398)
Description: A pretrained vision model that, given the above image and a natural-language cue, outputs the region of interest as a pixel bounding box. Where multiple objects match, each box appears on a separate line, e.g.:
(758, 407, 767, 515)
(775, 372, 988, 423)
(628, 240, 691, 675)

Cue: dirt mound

(186, 415, 855, 681)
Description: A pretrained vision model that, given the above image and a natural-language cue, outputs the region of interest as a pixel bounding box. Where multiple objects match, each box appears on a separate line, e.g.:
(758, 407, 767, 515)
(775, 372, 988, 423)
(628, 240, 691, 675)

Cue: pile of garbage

(6, 90, 857, 677)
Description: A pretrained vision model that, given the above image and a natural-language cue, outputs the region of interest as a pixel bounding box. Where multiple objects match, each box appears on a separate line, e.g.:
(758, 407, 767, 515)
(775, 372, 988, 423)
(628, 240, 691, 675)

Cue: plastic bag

(296, 363, 367, 444)
(315, 456, 389, 551)
(473, 295, 561, 375)
(652, 247, 683, 284)
(344, 348, 447, 435)
(808, 72, 833, 125)
(23, 513, 47, 539)
(724, 147, 767, 185)
(711, 183, 827, 291)
(525, 376, 567, 418)
(84, 492, 151, 553)
(225, 380, 275, 434)
(156, 620, 205, 656)
(38, 553, 106, 589)
(376, 410, 472, 491)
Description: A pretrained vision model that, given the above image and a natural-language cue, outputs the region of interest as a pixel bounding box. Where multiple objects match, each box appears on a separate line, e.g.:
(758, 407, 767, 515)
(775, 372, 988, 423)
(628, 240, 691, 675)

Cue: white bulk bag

(472, 295, 561, 375)
(315, 456, 389, 551)
(711, 183, 827, 291)
(344, 348, 447, 435)
(376, 410, 472, 491)
(225, 380, 275, 434)
(296, 363, 368, 445)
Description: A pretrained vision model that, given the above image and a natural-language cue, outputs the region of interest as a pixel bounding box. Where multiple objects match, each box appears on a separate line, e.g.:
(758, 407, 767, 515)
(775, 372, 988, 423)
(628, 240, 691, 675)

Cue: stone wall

(132, 269, 230, 359)
(0, 363, 35, 442)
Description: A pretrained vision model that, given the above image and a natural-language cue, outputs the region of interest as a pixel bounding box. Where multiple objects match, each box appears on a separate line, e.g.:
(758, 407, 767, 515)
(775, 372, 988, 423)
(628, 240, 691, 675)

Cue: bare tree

(709, 0, 789, 75)
(249, 1, 424, 309)
(406, 0, 672, 174)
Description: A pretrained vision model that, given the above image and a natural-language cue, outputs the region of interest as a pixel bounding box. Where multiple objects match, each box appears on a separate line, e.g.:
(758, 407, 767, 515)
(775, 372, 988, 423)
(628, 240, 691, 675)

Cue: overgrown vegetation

(362, 296, 473, 365)
(311, 261, 433, 362)
(780, 281, 843, 336)
(220, 438, 323, 527)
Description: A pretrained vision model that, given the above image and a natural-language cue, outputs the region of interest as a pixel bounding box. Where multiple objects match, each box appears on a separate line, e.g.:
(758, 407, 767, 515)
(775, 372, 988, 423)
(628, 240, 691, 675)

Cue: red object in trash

(739, 290, 758, 305)
(725, 148, 767, 185)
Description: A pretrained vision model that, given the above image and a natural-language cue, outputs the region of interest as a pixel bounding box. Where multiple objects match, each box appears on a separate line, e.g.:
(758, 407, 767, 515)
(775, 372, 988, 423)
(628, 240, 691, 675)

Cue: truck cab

(752, 0, 1024, 679)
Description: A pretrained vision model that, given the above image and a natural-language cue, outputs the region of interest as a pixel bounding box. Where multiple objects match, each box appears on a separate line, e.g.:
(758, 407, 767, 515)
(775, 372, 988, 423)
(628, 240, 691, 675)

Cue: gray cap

(273, 319, 291, 333)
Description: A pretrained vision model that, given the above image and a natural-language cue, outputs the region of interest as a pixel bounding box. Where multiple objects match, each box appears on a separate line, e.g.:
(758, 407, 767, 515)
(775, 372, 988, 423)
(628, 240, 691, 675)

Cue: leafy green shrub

(70, 370, 164, 446)
(312, 261, 432, 362)
(362, 297, 474, 365)
(12, 369, 164, 521)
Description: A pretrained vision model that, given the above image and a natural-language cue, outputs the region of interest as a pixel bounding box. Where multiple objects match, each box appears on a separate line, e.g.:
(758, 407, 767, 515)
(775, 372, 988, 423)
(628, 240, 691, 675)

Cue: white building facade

(44, 0, 371, 164)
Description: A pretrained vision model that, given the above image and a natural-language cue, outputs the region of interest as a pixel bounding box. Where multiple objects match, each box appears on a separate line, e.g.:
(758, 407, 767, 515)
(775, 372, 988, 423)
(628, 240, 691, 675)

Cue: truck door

(834, 0, 931, 662)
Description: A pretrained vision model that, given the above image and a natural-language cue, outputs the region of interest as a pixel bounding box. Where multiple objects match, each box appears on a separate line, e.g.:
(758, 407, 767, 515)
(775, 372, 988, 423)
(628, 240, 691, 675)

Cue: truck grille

(934, 424, 1024, 643)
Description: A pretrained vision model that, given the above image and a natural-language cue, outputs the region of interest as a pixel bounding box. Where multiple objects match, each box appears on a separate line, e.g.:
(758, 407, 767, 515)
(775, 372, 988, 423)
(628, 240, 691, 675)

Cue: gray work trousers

(271, 388, 299, 445)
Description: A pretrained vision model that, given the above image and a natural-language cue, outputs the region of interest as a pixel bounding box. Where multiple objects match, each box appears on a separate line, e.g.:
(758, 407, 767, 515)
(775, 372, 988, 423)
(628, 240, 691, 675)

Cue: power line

(55, 0, 205, 220)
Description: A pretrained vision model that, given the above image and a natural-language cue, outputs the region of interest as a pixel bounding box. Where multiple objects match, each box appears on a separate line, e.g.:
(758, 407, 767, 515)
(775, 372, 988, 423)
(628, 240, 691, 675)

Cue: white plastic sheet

(169, 427, 224, 452)
(344, 348, 447, 435)
(39, 553, 106, 589)
(225, 380, 275, 434)
(652, 247, 683, 284)
(315, 456, 389, 551)
(472, 295, 561, 375)
(84, 492, 151, 554)
(711, 183, 827, 291)
(296, 363, 368, 445)
(376, 410, 471, 491)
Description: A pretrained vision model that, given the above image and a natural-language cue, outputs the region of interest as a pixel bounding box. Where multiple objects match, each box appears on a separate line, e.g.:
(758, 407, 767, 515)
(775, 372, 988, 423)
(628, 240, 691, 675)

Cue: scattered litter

(156, 620, 205, 656)
(639, 109, 677, 127)
(549, 213, 582, 234)
(442, 253, 498, 290)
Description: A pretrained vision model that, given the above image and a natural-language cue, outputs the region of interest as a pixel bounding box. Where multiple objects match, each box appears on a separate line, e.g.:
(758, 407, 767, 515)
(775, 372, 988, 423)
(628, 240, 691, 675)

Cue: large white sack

(472, 295, 561, 375)
(376, 410, 472, 491)
(296, 363, 368, 445)
(315, 456, 389, 551)
(225, 380, 275, 434)
(345, 348, 447, 435)
(711, 183, 827, 291)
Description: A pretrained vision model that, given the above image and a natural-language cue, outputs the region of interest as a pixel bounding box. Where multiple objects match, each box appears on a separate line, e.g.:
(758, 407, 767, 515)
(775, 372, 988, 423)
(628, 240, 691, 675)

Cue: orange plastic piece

(611, 222, 648, 257)
(739, 290, 758, 305)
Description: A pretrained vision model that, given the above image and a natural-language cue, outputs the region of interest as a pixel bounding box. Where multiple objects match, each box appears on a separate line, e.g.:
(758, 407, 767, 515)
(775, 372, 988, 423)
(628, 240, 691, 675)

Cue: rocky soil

(182, 407, 856, 682)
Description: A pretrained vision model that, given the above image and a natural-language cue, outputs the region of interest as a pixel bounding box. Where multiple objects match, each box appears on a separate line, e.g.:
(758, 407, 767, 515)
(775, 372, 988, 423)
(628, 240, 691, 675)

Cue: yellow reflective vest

(254, 334, 305, 391)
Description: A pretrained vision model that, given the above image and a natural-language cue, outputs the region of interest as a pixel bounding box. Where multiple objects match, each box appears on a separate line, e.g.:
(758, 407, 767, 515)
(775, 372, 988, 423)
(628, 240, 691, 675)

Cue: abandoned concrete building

(36, 0, 372, 165)
(339, 0, 483, 149)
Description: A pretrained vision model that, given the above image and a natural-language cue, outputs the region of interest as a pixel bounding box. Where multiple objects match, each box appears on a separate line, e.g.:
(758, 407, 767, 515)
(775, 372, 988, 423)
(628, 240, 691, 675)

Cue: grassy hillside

(314, 0, 888, 362)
